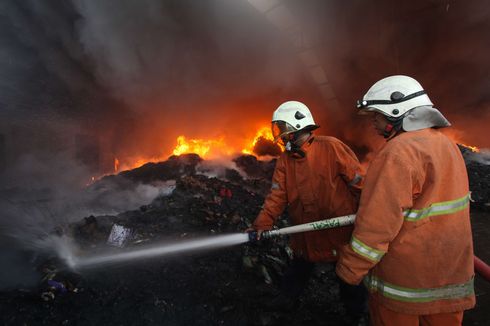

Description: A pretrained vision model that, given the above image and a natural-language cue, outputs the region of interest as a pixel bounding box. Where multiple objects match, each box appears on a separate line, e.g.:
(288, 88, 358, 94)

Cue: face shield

(271, 120, 297, 145)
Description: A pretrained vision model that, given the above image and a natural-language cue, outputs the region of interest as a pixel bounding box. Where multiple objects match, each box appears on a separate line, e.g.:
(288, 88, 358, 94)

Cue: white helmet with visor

(271, 101, 319, 144)
(356, 75, 433, 118)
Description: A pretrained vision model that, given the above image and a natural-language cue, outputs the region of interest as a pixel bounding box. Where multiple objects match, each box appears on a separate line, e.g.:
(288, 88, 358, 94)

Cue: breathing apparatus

(271, 101, 319, 156)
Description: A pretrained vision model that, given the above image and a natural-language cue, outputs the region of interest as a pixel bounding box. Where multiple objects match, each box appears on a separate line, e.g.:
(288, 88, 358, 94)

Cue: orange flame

(241, 126, 275, 155)
(459, 143, 480, 153)
(114, 157, 120, 172)
(172, 135, 234, 158)
(443, 130, 481, 153)
(110, 125, 279, 176)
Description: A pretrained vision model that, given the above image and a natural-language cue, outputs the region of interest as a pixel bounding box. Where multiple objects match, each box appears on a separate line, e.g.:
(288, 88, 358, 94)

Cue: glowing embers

(172, 135, 233, 158)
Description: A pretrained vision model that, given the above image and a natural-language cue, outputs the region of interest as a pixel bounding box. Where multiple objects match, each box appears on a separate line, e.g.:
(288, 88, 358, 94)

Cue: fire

(443, 130, 481, 153)
(114, 157, 120, 172)
(172, 135, 234, 158)
(241, 126, 275, 155)
(460, 143, 480, 153)
(108, 125, 279, 177)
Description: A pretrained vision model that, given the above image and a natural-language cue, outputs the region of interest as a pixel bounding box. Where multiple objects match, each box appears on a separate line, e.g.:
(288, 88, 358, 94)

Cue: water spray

(63, 215, 356, 271)
(57, 212, 490, 283)
(68, 233, 250, 270)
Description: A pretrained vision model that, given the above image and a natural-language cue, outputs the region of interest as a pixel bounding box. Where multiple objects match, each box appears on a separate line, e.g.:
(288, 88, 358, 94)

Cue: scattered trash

(160, 180, 177, 196)
(41, 291, 55, 301)
(47, 280, 68, 294)
(107, 224, 133, 248)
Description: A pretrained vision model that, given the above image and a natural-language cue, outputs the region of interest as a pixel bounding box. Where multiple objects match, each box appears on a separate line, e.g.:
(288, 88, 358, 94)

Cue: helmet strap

(383, 117, 404, 138)
(383, 124, 394, 138)
(285, 131, 312, 158)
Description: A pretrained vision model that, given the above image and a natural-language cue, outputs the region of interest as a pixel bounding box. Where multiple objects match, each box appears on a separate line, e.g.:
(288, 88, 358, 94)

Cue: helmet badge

(294, 111, 306, 120)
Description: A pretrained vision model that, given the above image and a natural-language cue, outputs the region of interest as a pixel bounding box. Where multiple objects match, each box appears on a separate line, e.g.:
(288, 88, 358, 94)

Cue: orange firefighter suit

(253, 135, 363, 262)
(336, 128, 475, 317)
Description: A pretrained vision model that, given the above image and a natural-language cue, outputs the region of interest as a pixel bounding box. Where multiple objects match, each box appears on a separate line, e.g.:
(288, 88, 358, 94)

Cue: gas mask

(281, 131, 311, 158)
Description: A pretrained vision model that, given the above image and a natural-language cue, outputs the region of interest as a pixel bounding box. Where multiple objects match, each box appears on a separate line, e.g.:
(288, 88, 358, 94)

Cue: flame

(443, 130, 480, 153)
(114, 157, 120, 172)
(241, 126, 275, 155)
(459, 143, 480, 153)
(172, 135, 234, 158)
(107, 125, 279, 177)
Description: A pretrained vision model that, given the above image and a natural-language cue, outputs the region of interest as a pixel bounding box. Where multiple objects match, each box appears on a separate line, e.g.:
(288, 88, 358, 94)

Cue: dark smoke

(304, 0, 490, 150)
(253, 137, 282, 157)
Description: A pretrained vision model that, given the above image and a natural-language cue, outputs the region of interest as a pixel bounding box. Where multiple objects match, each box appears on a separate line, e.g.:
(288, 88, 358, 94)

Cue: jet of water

(68, 233, 250, 270)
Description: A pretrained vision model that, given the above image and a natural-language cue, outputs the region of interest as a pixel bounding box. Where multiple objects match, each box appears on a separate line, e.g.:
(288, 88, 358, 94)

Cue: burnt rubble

(458, 145, 490, 211)
(0, 154, 344, 326)
(1, 151, 489, 325)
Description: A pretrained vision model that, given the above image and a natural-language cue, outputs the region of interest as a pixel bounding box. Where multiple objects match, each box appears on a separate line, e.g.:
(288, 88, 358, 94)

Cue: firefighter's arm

(336, 152, 417, 285)
(253, 156, 288, 231)
(334, 140, 364, 194)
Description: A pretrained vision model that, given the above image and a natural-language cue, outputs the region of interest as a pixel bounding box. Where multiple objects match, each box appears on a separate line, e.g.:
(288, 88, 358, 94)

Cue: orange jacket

(253, 136, 363, 262)
(336, 128, 475, 315)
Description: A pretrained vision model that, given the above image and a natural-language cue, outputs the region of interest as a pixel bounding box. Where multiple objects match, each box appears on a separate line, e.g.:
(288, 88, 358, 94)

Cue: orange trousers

(369, 300, 464, 326)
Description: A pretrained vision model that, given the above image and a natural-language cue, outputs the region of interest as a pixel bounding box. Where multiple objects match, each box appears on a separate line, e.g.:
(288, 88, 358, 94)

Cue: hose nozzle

(248, 231, 259, 242)
(247, 230, 276, 242)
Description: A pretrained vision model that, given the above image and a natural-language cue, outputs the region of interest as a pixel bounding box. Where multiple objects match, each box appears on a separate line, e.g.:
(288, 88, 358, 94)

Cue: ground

(0, 154, 489, 325)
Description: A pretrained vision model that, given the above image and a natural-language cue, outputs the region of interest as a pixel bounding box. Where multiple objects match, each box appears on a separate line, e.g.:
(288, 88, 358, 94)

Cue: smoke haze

(0, 0, 489, 287)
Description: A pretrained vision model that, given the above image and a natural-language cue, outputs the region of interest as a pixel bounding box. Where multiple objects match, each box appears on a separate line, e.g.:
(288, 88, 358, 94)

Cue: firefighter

(336, 75, 475, 325)
(250, 100, 367, 323)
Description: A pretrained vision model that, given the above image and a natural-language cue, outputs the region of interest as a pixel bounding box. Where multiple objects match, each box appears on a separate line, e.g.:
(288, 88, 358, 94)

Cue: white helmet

(356, 75, 433, 118)
(271, 101, 319, 142)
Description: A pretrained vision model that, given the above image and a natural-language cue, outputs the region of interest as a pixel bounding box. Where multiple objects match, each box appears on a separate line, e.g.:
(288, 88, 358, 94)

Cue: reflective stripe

(349, 173, 362, 186)
(364, 275, 474, 303)
(271, 182, 280, 190)
(403, 193, 470, 222)
(351, 236, 385, 262)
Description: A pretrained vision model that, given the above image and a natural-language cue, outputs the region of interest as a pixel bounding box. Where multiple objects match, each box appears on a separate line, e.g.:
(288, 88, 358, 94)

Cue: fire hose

(248, 214, 490, 282)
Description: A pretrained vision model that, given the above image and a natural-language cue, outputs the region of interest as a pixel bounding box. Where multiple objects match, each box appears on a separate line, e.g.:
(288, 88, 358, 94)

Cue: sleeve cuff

(252, 213, 274, 230)
(335, 262, 364, 285)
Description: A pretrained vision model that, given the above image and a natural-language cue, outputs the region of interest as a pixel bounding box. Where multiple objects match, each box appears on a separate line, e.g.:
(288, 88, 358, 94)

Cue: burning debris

(459, 145, 490, 211)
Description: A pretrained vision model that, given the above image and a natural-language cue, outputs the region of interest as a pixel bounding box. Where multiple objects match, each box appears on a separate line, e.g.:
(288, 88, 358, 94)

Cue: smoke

(253, 137, 282, 157)
(311, 0, 490, 150)
(0, 0, 489, 287)
(84, 179, 177, 215)
(72, 0, 308, 138)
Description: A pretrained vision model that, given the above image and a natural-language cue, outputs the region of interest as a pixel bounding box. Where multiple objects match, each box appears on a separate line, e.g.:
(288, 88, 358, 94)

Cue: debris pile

(0, 154, 345, 326)
(459, 145, 490, 211)
(1, 151, 489, 325)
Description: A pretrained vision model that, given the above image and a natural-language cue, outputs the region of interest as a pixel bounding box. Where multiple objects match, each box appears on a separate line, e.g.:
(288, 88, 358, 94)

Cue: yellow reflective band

(364, 275, 474, 303)
(403, 193, 470, 222)
(350, 236, 385, 262)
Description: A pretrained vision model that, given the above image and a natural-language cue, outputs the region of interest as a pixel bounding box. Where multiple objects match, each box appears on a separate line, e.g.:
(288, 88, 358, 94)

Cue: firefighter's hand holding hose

(244, 227, 268, 241)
